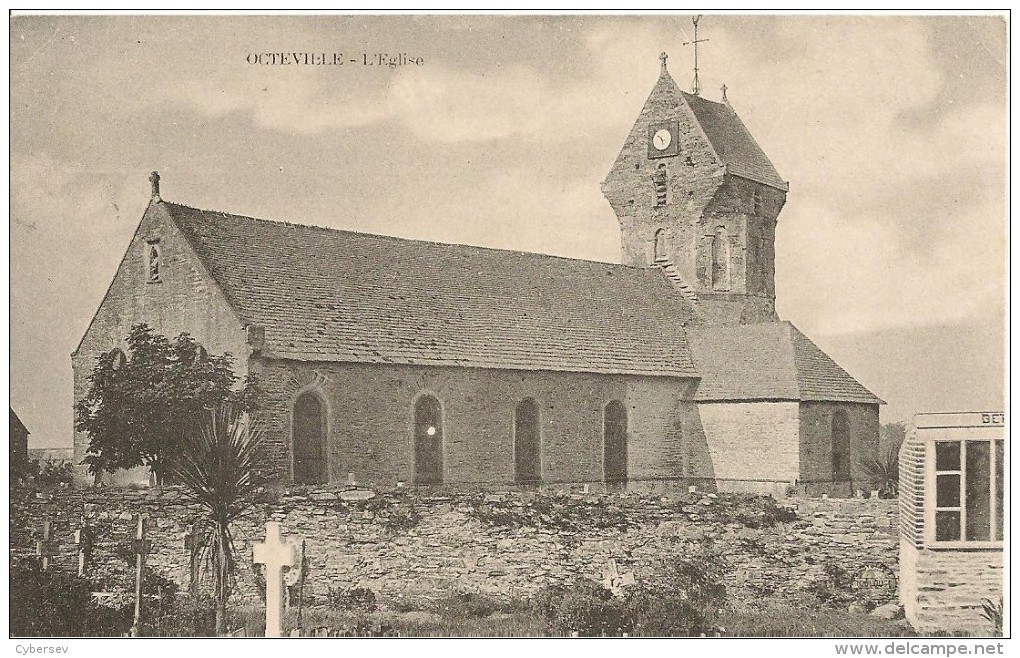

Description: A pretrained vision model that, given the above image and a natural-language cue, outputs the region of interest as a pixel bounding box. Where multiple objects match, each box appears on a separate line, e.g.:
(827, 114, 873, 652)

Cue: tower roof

(680, 90, 788, 191)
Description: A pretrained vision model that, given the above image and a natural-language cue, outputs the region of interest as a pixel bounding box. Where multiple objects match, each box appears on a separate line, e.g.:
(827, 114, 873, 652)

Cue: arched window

(192, 344, 208, 366)
(146, 241, 161, 283)
(653, 228, 667, 262)
(414, 394, 443, 485)
(604, 400, 628, 488)
(109, 348, 127, 371)
(514, 399, 541, 485)
(293, 391, 327, 484)
(711, 227, 730, 291)
(832, 409, 851, 482)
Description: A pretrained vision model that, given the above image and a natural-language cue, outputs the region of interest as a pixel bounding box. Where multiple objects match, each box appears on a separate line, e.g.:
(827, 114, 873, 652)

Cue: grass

(222, 603, 916, 638)
(718, 606, 916, 638)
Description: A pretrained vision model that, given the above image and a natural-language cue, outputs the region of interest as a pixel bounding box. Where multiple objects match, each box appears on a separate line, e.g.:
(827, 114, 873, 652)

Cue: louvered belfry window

(654, 164, 668, 206)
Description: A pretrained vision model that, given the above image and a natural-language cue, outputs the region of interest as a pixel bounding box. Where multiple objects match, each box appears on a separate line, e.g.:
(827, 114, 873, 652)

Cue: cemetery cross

(253, 521, 298, 638)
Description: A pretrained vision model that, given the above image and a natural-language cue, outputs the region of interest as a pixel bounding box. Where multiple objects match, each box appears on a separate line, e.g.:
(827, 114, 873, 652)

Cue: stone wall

(900, 539, 1003, 635)
(799, 401, 881, 494)
(71, 201, 251, 485)
(254, 359, 697, 488)
(688, 401, 800, 493)
(10, 486, 899, 611)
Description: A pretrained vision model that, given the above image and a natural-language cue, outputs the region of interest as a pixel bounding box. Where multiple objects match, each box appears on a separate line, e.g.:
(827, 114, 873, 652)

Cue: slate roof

(164, 202, 700, 378)
(686, 322, 883, 404)
(10, 408, 28, 436)
(681, 91, 788, 192)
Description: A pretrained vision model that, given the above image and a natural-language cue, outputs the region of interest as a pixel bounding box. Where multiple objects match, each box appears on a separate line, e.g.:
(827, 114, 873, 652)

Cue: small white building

(899, 412, 1005, 635)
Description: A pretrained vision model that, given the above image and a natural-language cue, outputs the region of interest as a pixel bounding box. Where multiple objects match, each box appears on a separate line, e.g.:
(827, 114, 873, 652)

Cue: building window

(752, 188, 764, 215)
(292, 391, 327, 485)
(603, 400, 628, 488)
(192, 344, 208, 366)
(109, 348, 127, 371)
(831, 410, 851, 482)
(414, 394, 443, 485)
(711, 227, 730, 291)
(514, 399, 541, 485)
(146, 240, 161, 283)
(932, 439, 1003, 543)
(653, 164, 668, 207)
(653, 228, 667, 262)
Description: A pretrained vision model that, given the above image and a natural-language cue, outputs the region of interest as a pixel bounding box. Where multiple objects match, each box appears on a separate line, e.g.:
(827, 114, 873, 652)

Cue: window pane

(936, 473, 960, 507)
(996, 441, 1004, 541)
(935, 511, 961, 541)
(935, 441, 961, 471)
(965, 441, 991, 541)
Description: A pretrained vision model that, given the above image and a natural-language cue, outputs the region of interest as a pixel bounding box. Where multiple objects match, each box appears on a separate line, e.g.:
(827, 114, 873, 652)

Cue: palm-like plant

(858, 441, 901, 499)
(164, 404, 265, 635)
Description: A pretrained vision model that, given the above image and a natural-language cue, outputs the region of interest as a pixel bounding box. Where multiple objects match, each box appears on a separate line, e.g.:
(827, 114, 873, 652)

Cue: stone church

(72, 56, 882, 495)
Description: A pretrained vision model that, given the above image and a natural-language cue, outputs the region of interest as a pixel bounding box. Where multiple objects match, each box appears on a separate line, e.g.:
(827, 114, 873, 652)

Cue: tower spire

(682, 15, 709, 96)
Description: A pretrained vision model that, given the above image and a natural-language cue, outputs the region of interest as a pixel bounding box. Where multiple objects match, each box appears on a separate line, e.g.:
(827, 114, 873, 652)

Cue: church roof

(681, 91, 789, 192)
(10, 408, 29, 436)
(686, 322, 883, 403)
(164, 202, 700, 378)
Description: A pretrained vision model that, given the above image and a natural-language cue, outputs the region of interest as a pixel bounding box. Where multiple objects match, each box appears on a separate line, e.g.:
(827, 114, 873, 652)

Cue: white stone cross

(253, 522, 298, 638)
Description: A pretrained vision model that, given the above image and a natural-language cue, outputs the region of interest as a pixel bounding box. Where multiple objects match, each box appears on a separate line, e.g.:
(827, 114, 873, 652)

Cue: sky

(9, 13, 1008, 447)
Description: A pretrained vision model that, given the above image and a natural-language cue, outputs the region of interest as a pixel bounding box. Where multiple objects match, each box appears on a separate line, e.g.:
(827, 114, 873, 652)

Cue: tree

(75, 324, 259, 483)
(164, 404, 266, 635)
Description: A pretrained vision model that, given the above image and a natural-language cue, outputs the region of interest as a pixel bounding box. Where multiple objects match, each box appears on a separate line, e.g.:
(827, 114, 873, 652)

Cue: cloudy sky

(10, 13, 1007, 447)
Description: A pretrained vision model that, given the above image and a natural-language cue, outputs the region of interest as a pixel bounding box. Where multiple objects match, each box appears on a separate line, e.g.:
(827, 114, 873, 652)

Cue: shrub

(326, 585, 378, 613)
(537, 579, 631, 637)
(981, 598, 1003, 637)
(142, 593, 217, 637)
(10, 558, 131, 637)
(431, 592, 504, 619)
(858, 441, 901, 498)
(624, 553, 727, 636)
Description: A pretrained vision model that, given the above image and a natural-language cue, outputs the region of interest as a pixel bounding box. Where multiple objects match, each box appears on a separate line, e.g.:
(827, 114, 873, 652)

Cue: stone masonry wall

(254, 359, 697, 488)
(10, 486, 899, 612)
(799, 401, 881, 494)
(900, 539, 1003, 636)
(72, 201, 250, 485)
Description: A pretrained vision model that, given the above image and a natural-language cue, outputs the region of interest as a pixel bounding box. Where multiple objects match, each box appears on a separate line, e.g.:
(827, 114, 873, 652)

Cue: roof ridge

(162, 200, 653, 273)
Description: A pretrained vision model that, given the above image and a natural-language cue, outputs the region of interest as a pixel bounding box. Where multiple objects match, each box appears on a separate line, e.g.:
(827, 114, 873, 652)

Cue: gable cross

(253, 521, 299, 638)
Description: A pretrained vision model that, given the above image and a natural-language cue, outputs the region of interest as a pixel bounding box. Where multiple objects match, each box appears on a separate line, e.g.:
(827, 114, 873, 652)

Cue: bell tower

(600, 54, 788, 325)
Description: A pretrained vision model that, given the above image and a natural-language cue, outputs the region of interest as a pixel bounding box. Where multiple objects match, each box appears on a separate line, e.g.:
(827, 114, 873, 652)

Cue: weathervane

(682, 15, 709, 96)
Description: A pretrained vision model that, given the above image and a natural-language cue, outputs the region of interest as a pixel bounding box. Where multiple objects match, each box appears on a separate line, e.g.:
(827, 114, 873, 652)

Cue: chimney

(149, 171, 160, 200)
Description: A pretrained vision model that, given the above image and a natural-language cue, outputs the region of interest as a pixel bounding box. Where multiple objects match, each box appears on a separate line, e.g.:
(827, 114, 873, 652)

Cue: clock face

(652, 129, 672, 151)
(647, 121, 679, 158)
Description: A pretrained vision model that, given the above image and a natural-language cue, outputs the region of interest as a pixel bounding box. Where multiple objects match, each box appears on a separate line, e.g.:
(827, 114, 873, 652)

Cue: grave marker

(74, 516, 93, 577)
(183, 522, 206, 594)
(130, 515, 150, 636)
(253, 522, 298, 638)
(36, 520, 55, 571)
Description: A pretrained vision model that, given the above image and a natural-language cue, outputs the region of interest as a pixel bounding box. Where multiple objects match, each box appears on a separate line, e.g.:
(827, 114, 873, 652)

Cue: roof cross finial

(149, 171, 160, 200)
(721, 84, 728, 102)
(682, 15, 709, 96)
(659, 51, 668, 73)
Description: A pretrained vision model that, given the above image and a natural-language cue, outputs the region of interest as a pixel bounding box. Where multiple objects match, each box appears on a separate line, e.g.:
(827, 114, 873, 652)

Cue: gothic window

(192, 345, 208, 366)
(414, 394, 444, 485)
(711, 227, 731, 291)
(146, 240, 161, 283)
(514, 399, 541, 485)
(293, 391, 327, 485)
(603, 400, 628, 488)
(831, 409, 851, 482)
(109, 348, 127, 371)
(653, 164, 668, 206)
(653, 228, 667, 262)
